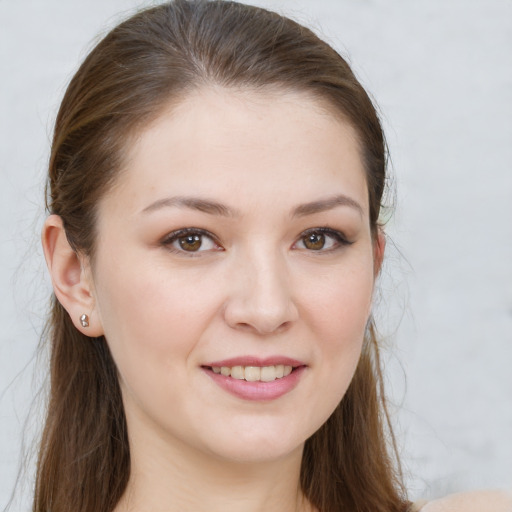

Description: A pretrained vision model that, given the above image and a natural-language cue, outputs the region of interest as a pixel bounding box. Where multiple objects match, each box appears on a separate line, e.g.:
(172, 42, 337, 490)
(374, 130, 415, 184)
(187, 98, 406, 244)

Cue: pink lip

(201, 356, 307, 402)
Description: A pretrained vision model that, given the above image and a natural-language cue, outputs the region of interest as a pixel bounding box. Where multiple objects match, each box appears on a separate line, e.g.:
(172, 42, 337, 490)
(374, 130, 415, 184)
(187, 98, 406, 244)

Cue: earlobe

(41, 215, 104, 337)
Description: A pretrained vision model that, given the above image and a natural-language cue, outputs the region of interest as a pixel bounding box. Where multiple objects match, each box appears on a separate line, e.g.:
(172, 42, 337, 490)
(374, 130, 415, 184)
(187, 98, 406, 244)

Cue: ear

(42, 215, 104, 337)
(373, 228, 386, 277)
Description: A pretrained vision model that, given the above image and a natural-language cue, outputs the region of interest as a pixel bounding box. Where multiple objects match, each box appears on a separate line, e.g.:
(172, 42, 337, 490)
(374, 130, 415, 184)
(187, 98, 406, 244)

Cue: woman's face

(90, 88, 381, 463)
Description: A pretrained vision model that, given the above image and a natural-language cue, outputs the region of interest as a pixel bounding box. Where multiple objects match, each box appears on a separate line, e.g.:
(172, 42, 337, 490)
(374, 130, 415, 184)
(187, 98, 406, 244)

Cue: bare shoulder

(422, 490, 512, 512)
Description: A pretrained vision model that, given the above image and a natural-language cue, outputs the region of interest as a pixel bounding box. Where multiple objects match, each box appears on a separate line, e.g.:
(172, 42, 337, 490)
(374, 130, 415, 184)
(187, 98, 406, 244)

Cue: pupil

(179, 235, 201, 251)
(305, 232, 325, 250)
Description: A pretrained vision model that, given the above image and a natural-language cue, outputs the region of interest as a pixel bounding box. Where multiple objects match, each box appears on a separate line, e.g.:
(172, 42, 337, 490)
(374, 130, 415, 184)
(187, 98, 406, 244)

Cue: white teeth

(231, 366, 245, 380)
(212, 364, 296, 382)
(260, 366, 276, 382)
(244, 366, 261, 382)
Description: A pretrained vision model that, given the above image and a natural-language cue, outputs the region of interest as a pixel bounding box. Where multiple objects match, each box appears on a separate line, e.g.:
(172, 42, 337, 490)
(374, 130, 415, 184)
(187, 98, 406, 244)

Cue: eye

(161, 228, 222, 254)
(294, 228, 351, 252)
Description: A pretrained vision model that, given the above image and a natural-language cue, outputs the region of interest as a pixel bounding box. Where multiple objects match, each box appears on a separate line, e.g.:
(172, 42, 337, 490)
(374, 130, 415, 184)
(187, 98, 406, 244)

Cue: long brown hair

(37, 1, 408, 511)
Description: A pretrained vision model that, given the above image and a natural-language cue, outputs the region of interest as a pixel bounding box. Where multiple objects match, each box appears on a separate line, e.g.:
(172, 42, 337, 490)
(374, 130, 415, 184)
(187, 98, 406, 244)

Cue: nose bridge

(224, 241, 298, 334)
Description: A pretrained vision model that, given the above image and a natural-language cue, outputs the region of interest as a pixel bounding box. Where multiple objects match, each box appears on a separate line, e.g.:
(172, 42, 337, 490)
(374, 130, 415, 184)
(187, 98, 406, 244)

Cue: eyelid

(159, 226, 351, 254)
(293, 227, 353, 252)
(160, 227, 223, 254)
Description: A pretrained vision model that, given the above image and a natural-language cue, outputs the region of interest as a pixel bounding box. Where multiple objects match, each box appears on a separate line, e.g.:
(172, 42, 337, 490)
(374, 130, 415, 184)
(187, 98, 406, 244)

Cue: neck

(115, 426, 313, 512)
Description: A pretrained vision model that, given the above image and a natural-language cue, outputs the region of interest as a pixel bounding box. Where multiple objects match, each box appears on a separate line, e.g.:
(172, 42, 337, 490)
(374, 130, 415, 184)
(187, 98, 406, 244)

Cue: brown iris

(178, 234, 202, 251)
(303, 232, 325, 250)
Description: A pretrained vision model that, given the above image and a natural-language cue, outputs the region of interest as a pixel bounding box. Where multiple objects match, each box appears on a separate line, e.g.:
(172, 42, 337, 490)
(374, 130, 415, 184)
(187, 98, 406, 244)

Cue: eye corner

(160, 227, 224, 255)
(293, 227, 353, 253)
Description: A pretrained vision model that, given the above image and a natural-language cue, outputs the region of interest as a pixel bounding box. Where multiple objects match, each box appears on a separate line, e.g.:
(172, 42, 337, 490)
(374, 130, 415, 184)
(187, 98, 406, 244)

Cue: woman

(36, 1, 509, 511)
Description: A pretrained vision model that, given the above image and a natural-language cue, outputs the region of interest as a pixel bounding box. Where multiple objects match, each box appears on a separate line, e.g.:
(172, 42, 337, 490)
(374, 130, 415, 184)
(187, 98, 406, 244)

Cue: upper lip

(203, 356, 306, 368)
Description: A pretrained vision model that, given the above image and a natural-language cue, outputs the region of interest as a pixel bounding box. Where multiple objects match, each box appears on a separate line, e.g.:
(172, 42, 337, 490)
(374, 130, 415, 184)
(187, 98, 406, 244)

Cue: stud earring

(80, 314, 89, 328)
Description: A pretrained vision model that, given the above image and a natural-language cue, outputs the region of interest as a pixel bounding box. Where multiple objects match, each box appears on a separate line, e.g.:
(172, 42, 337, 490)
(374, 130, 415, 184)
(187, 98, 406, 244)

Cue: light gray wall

(1, 0, 511, 508)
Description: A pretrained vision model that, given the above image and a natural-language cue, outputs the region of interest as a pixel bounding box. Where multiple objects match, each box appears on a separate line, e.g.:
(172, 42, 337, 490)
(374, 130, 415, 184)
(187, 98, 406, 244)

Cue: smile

(210, 365, 293, 382)
(202, 357, 306, 401)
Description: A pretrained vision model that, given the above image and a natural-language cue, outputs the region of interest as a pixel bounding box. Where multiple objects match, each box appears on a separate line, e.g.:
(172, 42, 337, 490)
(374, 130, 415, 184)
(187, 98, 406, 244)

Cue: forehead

(106, 87, 368, 217)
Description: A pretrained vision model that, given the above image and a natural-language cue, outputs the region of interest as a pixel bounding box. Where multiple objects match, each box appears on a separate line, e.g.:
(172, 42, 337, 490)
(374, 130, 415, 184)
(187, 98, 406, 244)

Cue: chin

(196, 417, 317, 465)
(209, 438, 303, 465)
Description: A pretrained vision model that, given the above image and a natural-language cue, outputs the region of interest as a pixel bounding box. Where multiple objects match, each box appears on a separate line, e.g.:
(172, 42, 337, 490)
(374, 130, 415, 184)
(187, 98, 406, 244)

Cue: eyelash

(293, 227, 353, 253)
(160, 227, 352, 255)
(160, 228, 222, 256)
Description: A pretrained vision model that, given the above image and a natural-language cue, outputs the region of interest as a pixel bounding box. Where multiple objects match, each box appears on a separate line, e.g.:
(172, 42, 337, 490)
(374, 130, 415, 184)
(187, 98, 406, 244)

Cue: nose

(223, 249, 299, 335)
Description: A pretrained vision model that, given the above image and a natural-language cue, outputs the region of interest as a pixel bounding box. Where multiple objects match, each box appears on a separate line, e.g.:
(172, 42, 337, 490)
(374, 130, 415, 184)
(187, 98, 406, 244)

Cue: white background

(1, 0, 511, 509)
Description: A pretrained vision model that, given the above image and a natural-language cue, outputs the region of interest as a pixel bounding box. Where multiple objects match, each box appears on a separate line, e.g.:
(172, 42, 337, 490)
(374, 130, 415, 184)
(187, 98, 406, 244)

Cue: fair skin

(42, 88, 510, 512)
(43, 88, 379, 512)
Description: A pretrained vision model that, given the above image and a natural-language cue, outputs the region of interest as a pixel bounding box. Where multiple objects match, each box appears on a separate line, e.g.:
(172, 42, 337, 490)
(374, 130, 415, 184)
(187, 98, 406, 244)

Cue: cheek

(92, 259, 220, 382)
(303, 257, 374, 342)
(92, 263, 226, 434)
(300, 258, 374, 404)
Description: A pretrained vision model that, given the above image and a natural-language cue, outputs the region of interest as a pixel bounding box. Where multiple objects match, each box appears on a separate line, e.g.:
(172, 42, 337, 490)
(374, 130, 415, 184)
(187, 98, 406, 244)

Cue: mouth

(203, 364, 297, 382)
(201, 357, 307, 400)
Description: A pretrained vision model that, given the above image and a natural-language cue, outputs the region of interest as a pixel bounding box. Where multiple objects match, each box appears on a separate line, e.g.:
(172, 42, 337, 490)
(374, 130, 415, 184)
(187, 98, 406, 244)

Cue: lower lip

(203, 366, 306, 401)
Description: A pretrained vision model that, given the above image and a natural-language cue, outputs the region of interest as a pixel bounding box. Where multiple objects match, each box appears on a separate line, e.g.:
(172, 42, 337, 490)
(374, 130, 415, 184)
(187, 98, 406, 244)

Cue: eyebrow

(291, 195, 364, 218)
(141, 194, 363, 218)
(141, 196, 239, 217)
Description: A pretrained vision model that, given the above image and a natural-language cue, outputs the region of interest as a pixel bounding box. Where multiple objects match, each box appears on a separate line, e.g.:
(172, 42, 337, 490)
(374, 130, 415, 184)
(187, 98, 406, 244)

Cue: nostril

(232, 322, 257, 333)
(223, 280, 299, 334)
(232, 319, 293, 336)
